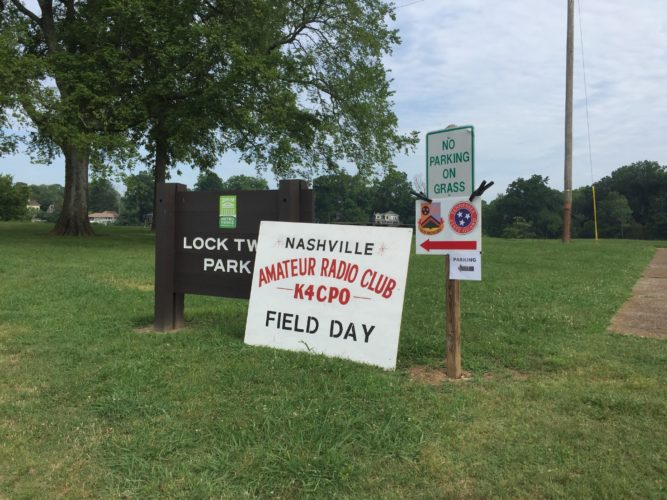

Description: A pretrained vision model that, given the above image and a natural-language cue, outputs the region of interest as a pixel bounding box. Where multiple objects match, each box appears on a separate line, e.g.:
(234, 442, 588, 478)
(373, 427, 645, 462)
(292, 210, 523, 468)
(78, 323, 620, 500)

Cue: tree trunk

(151, 130, 169, 231)
(52, 143, 95, 236)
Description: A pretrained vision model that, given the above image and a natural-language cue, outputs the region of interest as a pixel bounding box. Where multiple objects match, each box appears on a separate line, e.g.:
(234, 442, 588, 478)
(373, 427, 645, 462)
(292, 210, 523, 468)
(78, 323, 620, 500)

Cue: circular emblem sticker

(449, 202, 478, 234)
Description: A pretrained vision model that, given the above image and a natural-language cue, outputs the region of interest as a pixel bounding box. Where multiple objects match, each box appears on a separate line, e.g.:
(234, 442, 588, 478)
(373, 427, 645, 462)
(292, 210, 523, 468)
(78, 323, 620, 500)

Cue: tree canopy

(1, 0, 416, 235)
(1, 1, 138, 234)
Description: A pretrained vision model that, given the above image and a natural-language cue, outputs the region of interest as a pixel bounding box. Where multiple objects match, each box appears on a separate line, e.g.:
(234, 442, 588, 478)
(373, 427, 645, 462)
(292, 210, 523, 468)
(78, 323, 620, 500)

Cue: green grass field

(1, 222, 666, 498)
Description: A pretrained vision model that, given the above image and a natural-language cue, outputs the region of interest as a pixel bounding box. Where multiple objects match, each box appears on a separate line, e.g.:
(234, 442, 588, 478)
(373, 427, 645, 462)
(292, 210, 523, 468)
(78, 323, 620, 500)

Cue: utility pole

(563, 0, 574, 243)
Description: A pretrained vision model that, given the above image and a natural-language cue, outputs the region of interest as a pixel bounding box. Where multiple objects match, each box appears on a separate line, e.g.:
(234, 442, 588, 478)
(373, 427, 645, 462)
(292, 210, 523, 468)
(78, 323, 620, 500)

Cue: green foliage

(313, 168, 415, 224)
(597, 191, 633, 238)
(595, 161, 667, 239)
(314, 168, 413, 225)
(489, 161, 667, 240)
(2, 0, 416, 234)
(0, 174, 29, 220)
(27, 184, 64, 212)
(194, 172, 270, 192)
(485, 175, 562, 238)
(501, 216, 537, 239)
(370, 168, 415, 225)
(0, 224, 666, 497)
(119, 171, 153, 225)
(1, 1, 142, 234)
(223, 175, 269, 191)
(193, 171, 224, 192)
(314, 172, 371, 223)
(88, 178, 120, 213)
(99, 0, 416, 187)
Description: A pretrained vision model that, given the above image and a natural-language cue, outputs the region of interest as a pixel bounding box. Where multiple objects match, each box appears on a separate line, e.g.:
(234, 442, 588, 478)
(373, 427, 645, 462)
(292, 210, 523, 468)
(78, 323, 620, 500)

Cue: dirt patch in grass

(102, 275, 153, 292)
(408, 365, 472, 384)
(608, 248, 667, 339)
(134, 324, 189, 334)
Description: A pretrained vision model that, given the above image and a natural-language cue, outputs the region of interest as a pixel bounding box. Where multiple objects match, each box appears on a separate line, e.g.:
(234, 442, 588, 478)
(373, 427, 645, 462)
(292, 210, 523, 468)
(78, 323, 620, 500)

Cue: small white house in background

(26, 200, 41, 211)
(373, 210, 400, 226)
(89, 211, 119, 225)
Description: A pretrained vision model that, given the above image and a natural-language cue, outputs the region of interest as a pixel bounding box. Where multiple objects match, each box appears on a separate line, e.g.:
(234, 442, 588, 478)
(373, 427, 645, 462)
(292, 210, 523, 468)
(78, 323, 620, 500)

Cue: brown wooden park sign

(154, 180, 313, 331)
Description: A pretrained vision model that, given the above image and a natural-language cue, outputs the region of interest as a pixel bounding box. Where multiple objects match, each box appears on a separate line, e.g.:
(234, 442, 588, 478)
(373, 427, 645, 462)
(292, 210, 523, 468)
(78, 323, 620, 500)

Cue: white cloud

(389, 0, 667, 198)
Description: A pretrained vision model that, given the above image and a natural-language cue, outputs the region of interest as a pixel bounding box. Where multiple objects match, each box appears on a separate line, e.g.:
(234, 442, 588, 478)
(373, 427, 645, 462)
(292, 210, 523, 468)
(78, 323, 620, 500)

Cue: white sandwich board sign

(426, 125, 474, 199)
(244, 221, 412, 370)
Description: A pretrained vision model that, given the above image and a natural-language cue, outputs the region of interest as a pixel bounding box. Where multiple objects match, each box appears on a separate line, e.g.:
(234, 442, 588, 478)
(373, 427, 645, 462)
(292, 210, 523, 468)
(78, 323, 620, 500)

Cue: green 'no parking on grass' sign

(426, 125, 474, 199)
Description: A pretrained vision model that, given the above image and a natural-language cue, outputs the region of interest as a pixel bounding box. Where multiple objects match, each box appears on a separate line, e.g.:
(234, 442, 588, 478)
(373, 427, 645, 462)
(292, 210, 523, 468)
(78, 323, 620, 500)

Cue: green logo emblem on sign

(219, 195, 237, 229)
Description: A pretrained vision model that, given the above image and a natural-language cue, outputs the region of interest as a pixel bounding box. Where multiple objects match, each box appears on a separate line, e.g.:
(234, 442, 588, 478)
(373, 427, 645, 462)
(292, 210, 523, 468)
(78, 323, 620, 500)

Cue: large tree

(104, 0, 416, 225)
(1, 1, 135, 235)
(2, 1, 416, 235)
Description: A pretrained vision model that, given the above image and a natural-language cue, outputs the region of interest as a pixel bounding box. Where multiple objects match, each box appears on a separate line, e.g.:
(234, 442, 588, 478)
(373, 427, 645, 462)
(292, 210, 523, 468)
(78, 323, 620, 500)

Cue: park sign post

(426, 125, 474, 199)
(244, 221, 412, 370)
(154, 180, 313, 331)
(414, 194, 483, 379)
(421, 124, 478, 379)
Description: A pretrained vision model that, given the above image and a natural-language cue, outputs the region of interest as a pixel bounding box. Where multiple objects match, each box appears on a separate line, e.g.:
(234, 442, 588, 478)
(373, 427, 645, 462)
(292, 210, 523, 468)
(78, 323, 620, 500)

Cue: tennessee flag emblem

(418, 201, 444, 235)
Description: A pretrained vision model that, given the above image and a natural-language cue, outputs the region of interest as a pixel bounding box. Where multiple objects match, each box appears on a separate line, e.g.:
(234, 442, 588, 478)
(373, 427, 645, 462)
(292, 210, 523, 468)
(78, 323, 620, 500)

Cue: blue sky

(1, 0, 666, 200)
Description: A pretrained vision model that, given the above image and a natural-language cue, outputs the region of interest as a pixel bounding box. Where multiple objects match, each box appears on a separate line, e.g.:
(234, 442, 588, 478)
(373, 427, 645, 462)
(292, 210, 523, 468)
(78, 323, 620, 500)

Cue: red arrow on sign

(420, 239, 477, 252)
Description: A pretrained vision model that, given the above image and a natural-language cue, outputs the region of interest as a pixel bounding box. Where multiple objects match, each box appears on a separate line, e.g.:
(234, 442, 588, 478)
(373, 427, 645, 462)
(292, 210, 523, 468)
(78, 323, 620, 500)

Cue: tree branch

(9, 0, 40, 23)
(267, 0, 328, 53)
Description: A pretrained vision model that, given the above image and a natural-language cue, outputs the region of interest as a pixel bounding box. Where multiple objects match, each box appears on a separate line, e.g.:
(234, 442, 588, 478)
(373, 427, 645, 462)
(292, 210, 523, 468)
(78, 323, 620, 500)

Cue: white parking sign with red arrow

(415, 196, 482, 255)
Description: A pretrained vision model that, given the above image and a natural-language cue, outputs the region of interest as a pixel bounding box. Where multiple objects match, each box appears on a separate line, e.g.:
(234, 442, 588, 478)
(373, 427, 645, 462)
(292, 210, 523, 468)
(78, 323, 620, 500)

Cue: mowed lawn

(1, 222, 665, 498)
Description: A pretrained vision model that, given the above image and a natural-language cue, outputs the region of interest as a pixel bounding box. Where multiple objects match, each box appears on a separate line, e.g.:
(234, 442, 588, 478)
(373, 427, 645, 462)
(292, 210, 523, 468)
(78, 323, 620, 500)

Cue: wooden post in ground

(154, 182, 187, 331)
(445, 255, 462, 378)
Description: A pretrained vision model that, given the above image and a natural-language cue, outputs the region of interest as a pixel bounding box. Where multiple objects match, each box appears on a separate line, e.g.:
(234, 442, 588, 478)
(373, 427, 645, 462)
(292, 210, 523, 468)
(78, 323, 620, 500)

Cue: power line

(396, 0, 425, 9)
(577, 0, 599, 240)
(577, 0, 595, 185)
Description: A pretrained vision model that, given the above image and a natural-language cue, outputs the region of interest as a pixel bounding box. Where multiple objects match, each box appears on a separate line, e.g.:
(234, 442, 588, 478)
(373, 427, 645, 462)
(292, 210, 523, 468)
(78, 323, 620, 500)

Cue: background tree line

(0, 170, 269, 224)
(2, 167, 413, 225)
(4, 160, 664, 237)
(314, 169, 414, 225)
(485, 160, 667, 239)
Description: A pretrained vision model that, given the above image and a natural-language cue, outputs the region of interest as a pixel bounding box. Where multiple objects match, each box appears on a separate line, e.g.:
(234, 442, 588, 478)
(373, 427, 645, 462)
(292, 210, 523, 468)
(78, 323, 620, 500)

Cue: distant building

(373, 211, 400, 226)
(89, 211, 119, 225)
(26, 200, 41, 211)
